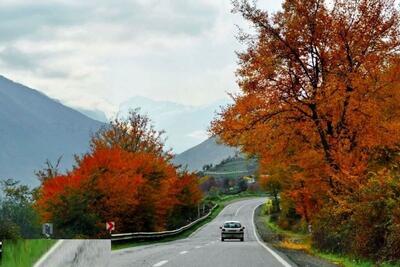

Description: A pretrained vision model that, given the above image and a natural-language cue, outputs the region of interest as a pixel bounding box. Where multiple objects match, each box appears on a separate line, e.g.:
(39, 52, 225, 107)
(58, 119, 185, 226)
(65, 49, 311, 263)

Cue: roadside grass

(260, 210, 399, 267)
(112, 192, 267, 250)
(313, 252, 399, 267)
(0, 239, 56, 267)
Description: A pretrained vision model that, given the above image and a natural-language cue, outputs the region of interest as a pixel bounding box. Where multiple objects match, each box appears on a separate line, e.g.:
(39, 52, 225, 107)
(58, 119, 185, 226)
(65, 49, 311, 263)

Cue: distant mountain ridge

(75, 107, 108, 122)
(0, 75, 103, 186)
(173, 137, 239, 172)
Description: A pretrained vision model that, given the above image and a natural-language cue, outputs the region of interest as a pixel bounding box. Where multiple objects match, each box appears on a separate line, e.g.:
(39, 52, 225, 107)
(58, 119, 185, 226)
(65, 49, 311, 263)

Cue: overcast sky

(0, 0, 283, 116)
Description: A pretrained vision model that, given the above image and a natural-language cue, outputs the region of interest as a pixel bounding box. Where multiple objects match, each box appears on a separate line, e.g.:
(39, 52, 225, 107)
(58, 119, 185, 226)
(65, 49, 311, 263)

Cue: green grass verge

(265, 217, 307, 241)
(0, 239, 57, 267)
(112, 192, 267, 250)
(313, 251, 400, 267)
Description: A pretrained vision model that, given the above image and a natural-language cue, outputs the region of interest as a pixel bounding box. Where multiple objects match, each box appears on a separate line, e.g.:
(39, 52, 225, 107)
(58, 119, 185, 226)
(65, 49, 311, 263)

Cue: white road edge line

(179, 250, 188, 255)
(153, 260, 168, 267)
(33, 240, 65, 267)
(252, 204, 293, 267)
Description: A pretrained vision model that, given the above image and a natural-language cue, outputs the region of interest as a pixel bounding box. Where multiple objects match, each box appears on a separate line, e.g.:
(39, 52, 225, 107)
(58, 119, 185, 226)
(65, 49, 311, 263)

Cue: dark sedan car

(220, 221, 245, 242)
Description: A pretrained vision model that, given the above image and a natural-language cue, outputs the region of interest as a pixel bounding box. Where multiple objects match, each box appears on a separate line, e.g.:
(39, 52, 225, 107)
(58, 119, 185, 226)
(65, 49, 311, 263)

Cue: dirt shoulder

(254, 206, 339, 267)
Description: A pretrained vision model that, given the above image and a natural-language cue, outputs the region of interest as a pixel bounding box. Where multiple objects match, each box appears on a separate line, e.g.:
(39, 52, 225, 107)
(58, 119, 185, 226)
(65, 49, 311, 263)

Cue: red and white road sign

(106, 221, 115, 232)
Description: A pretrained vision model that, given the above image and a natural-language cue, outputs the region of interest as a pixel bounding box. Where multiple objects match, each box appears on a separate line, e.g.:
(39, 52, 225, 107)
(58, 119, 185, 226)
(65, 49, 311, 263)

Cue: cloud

(0, 1, 219, 43)
(0, 2, 86, 42)
(0, 46, 39, 69)
(0, 0, 283, 116)
(187, 130, 209, 141)
(0, 45, 75, 79)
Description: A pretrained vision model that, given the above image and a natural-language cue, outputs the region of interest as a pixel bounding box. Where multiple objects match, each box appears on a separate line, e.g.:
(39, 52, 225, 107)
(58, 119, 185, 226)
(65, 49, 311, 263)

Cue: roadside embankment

(254, 205, 339, 267)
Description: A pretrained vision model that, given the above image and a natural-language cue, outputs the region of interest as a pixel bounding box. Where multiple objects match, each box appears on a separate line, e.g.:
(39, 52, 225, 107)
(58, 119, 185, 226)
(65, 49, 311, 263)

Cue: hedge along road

(111, 198, 295, 267)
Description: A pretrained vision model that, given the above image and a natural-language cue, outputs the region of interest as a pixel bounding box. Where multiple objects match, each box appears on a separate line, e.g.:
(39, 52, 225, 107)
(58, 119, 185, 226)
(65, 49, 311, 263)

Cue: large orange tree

(211, 1, 400, 259)
(36, 111, 202, 237)
(212, 0, 400, 216)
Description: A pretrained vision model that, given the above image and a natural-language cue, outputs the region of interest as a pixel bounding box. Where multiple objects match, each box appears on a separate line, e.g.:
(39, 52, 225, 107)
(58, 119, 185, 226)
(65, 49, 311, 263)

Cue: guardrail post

(198, 203, 204, 218)
(0, 240, 3, 261)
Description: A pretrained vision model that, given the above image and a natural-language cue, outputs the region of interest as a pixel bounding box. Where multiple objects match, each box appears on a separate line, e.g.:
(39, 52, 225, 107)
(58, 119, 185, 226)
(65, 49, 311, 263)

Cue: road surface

(34, 240, 110, 267)
(111, 198, 294, 267)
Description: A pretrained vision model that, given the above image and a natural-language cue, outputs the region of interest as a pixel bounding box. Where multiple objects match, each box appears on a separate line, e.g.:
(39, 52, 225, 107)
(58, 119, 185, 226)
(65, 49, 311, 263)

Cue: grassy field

(0, 239, 56, 267)
(112, 192, 267, 250)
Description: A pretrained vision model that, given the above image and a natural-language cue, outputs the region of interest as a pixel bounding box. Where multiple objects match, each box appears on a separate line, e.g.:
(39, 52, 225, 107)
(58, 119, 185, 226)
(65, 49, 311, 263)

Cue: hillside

(203, 156, 258, 180)
(173, 137, 239, 171)
(0, 75, 103, 186)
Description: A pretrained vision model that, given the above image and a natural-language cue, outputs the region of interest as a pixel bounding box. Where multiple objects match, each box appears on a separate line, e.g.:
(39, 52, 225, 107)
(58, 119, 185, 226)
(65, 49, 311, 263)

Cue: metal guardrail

(203, 170, 250, 175)
(111, 204, 218, 242)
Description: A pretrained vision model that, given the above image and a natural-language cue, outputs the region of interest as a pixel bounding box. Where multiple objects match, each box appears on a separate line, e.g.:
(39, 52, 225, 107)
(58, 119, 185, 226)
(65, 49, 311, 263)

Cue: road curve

(111, 198, 295, 267)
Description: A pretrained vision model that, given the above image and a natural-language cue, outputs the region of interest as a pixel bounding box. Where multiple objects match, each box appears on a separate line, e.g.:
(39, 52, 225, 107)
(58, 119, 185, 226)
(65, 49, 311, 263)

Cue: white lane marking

(252, 204, 293, 267)
(189, 202, 233, 238)
(179, 251, 188, 255)
(153, 260, 168, 267)
(195, 245, 202, 249)
(33, 240, 65, 267)
(189, 198, 258, 239)
(234, 202, 249, 216)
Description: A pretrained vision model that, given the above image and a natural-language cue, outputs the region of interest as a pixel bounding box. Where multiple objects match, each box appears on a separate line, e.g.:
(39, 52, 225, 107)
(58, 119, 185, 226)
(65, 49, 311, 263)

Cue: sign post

(106, 221, 115, 234)
(42, 223, 53, 238)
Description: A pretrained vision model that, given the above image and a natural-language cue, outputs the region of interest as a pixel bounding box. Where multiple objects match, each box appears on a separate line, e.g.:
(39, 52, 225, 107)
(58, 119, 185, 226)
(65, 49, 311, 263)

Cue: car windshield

(224, 222, 241, 228)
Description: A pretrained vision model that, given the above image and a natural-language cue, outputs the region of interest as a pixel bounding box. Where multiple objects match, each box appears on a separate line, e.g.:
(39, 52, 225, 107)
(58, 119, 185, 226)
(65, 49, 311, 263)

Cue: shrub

(0, 179, 41, 239)
(277, 194, 302, 231)
(312, 204, 352, 254)
(0, 219, 21, 240)
(264, 199, 273, 215)
(312, 173, 400, 261)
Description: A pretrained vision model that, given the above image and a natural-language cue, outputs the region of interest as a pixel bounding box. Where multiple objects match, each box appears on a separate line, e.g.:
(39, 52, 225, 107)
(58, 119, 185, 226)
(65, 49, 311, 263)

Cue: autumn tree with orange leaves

(36, 111, 202, 238)
(211, 0, 400, 260)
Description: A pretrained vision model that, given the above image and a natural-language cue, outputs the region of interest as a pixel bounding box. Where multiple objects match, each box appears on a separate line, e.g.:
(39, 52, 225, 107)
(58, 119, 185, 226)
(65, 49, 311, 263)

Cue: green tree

(0, 179, 41, 239)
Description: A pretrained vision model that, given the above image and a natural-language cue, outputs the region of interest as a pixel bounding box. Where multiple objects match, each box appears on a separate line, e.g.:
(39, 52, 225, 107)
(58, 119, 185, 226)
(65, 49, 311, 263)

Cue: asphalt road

(34, 240, 111, 267)
(111, 198, 295, 267)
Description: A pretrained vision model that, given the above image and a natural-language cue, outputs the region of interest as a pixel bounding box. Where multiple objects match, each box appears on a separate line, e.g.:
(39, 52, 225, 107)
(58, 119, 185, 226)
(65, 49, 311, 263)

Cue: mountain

(119, 96, 230, 153)
(0, 75, 103, 186)
(173, 137, 239, 172)
(75, 107, 108, 122)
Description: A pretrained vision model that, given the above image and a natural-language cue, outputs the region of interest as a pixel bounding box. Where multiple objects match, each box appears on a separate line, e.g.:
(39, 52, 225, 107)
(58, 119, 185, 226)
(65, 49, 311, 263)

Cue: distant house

(243, 175, 256, 184)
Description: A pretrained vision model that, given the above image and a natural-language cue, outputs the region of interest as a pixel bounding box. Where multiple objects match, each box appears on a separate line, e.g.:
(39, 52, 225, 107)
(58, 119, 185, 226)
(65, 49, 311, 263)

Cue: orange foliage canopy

(211, 0, 400, 219)
(36, 147, 202, 235)
(36, 111, 202, 236)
